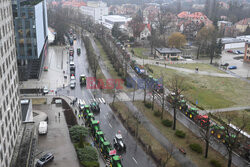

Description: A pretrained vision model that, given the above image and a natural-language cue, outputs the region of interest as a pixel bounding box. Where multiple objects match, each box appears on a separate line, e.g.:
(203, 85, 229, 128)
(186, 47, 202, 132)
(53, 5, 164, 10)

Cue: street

(57, 38, 156, 167)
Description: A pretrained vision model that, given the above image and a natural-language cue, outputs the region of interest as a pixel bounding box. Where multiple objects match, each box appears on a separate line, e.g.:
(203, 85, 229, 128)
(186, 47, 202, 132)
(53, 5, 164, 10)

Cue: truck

(38, 121, 48, 135)
(80, 75, 86, 86)
(85, 113, 95, 126)
(110, 155, 123, 167)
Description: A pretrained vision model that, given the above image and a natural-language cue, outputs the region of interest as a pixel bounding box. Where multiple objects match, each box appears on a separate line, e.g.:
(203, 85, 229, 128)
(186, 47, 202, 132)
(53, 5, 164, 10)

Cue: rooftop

(219, 37, 244, 44)
(102, 15, 131, 22)
(155, 48, 182, 54)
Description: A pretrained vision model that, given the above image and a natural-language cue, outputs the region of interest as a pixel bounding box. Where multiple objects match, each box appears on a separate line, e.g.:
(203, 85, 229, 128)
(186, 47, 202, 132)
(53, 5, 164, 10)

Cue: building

(236, 35, 250, 43)
(177, 11, 212, 26)
(101, 15, 132, 29)
(140, 24, 151, 40)
(244, 42, 250, 63)
(12, 0, 48, 81)
(235, 18, 250, 33)
(80, 1, 108, 22)
(219, 37, 245, 50)
(0, 0, 22, 167)
(154, 48, 182, 60)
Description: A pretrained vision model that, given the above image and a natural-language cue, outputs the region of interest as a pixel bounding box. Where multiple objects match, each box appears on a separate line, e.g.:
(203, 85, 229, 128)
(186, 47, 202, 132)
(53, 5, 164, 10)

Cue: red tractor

(194, 115, 210, 127)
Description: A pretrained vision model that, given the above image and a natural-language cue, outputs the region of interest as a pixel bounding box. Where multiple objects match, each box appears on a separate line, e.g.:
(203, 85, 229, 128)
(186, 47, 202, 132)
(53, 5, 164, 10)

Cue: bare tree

(161, 75, 165, 120)
(160, 144, 174, 167)
(143, 79, 147, 103)
(167, 75, 186, 130)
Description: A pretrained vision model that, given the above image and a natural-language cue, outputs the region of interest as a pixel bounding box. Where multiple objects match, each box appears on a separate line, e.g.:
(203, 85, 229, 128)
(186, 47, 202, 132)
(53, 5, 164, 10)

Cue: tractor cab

(110, 155, 123, 167)
(85, 113, 94, 126)
(101, 141, 112, 158)
(167, 92, 176, 103)
(90, 120, 100, 135)
(194, 114, 210, 127)
(80, 75, 86, 86)
(77, 48, 81, 55)
(83, 105, 91, 118)
(186, 107, 199, 119)
(90, 102, 100, 112)
(94, 131, 105, 146)
(113, 131, 126, 151)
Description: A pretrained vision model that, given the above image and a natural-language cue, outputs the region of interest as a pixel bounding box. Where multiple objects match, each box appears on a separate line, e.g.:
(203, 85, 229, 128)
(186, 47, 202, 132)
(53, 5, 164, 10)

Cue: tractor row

(81, 104, 123, 167)
(167, 93, 250, 161)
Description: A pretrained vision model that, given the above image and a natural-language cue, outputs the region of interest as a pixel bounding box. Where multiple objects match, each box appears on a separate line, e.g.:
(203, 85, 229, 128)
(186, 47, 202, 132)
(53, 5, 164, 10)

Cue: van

(38, 121, 48, 135)
(78, 99, 85, 110)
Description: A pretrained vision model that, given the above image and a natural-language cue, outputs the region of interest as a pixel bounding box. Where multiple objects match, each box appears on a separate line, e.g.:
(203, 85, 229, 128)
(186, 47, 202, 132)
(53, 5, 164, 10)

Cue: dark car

(36, 153, 54, 167)
(228, 65, 237, 70)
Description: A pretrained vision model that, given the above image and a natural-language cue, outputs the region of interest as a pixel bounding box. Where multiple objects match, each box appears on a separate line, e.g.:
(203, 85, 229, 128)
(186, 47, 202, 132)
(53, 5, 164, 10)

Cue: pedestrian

(58, 112, 60, 117)
(75, 110, 77, 115)
(78, 114, 81, 120)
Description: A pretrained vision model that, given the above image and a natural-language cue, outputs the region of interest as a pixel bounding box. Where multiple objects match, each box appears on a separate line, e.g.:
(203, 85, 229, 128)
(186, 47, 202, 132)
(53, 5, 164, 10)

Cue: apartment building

(0, 0, 22, 167)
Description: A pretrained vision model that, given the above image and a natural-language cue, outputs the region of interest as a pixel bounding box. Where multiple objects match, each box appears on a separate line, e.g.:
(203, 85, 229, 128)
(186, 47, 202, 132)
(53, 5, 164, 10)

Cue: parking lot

(34, 103, 80, 167)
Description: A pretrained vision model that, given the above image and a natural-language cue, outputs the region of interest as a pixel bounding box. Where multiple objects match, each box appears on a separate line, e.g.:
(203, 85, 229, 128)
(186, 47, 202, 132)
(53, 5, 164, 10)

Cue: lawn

(129, 47, 150, 59)
(215, 110, 250, 134)
(112, 102, 179, 167)
(95, 39, 134, 92)
(166, 63, 225, 74)
(146, 64, 250, 109)
(133, 101, 234, 167)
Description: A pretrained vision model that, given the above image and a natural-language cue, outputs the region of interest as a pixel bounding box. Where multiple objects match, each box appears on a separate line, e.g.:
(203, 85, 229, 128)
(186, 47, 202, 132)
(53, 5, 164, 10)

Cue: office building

(12, 0, 48, 81)
(0, 0, 22, 167)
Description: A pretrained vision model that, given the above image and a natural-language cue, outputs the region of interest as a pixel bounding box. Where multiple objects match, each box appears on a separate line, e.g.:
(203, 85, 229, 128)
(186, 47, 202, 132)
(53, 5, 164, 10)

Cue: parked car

(36, 153, 54, 167)
(232, 50, 239, 54)
(43, 87, 49, 95)
(70, 80, 76, 89)
(237, 50, 244, 54)
(38, 121, 48, 135)
(228, 65, 237, 69)
(227, 50, 233, 53)
(70, 76, 76, 81)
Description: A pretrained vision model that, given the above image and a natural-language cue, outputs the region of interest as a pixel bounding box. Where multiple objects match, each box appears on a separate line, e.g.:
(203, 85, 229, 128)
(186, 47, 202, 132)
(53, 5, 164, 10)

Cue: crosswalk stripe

(93, 98, 97, 102)
(101, 98, 105, 103)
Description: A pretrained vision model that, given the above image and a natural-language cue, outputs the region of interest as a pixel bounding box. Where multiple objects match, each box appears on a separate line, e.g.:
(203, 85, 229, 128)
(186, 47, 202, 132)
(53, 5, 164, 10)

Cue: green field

(146, 64, 250, 109)
(129, 47, 150, 59)
(166, 63, 225, 74)
(215, 110, 250, 134)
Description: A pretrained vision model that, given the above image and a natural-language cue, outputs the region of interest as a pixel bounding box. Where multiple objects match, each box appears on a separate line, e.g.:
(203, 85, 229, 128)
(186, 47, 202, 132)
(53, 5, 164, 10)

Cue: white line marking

(108, 123, 112, 128)
(93, 98, 97, 102)
(101, 98, 105, 104)
(82, 100, 86, 105)
(98, 98, 103, 103)
(132, 157, 138, 165)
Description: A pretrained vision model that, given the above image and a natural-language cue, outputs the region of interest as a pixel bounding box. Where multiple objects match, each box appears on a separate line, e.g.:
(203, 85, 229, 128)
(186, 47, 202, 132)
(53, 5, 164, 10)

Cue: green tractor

(83, 105, 91, 118)
(80, 75, 86, 86)
(110, 155, 122, 167)
(90, 120, 100, 136)
(90, 102, 100, 112)
(85, 113, 95, 126)
(94, 130, 105, 147)
(100, 141, 112, 159)
(166, 92, 175, 104)
(178, 99, 188, 112)
(210, 125, 225, 140)
(222, 134, 237, 145)
(185, 107, 199, 120)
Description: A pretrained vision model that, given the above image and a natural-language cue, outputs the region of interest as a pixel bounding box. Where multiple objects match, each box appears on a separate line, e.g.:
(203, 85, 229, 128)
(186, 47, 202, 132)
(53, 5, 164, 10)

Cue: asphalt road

(58, 38, 156, 167)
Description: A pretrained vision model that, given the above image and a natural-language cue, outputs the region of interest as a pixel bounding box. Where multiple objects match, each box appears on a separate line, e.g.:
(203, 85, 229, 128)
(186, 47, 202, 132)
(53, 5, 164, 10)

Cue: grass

(146, 64, 250, 109)
(112, 102, 179, 167)
(133, 101, 234, 167)
(31, 98, 47, 105)
(214, 110, 250, 134)
(166, 63, 225, 74)
(95, 39, 134, 92)
(129, 47, 150, 59)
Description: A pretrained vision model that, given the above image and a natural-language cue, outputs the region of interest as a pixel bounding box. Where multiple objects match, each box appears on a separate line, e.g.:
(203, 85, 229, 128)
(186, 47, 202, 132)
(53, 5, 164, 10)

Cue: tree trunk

(173, 107, 176, 130)
(144, 80, 147, 103)
(205, 124, 210, 158)
(205, 140, 209, 158)
(152, 90, 155, 110)
(228, 150, 232, 167)
(197, 45, 201, 59)
(161, 91, 164, 120)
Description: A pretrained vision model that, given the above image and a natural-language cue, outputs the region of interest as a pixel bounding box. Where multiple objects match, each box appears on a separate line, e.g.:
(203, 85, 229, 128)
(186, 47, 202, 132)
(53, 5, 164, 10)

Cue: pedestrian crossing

(79, 97, 106, 105)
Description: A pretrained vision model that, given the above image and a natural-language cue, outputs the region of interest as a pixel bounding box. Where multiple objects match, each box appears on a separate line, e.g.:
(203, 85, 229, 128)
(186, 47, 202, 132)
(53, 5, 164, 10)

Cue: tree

(69, 125, 89, 143)
(167, 75, 186, 130)
(167, 32, 187, 49)
(128, 9, 144, 39)
(111, 23, 122, 39)
(243, 26, 250, 35)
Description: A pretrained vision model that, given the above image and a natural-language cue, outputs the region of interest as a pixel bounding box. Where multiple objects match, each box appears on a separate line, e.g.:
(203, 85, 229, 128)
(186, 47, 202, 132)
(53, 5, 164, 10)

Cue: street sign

(109, 149, 116, 156)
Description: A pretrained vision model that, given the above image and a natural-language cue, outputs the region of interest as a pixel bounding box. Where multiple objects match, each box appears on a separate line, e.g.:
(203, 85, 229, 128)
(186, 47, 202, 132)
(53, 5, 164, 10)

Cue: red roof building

(177, 11, 212, 26)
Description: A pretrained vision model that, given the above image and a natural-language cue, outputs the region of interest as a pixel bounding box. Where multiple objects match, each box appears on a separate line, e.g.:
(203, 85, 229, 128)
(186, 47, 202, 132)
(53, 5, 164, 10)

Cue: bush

(144, 101, 152, 108)
(81, 161, 99, 167)
(153, 111, 161, 117)
(189, 143, 202, 154)
(69, 125, 89, 143)
(175, 130, 186, 138)
(76, 146, 98, 162)
(210, 160, 222, 167)
(162, 119, 172, 127)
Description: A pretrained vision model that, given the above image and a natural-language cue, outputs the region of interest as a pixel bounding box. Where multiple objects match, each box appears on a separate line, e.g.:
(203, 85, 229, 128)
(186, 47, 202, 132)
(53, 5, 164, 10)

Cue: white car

(78, 99, 85, 110)
(38, 121, 48, 135)
(70, 76, 76, 81)
(70, 80, 75, 89)
(43, 87, 49, 94)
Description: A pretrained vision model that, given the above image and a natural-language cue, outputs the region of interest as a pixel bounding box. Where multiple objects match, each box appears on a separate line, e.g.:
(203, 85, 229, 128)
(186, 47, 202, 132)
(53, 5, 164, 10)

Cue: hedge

(81, 161, 99, 167)
(162, 119, 172, 127)
(189, 143, 202, 154)
(69, 125, 89, 143)
(144, 101, 152, 108)
(210, 159, 222, 167)
(76, 146, 98, 162)
(175, 130, 186, 138)
(154, 111, 161, 117)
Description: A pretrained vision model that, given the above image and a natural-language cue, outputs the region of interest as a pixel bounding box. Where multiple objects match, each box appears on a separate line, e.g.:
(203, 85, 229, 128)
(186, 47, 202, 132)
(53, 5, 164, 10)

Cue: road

(57, 38, 156, 167)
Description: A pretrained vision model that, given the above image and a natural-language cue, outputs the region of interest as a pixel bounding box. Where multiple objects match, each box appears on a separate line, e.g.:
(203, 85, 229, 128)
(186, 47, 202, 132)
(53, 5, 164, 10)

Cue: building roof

(102, 15, 131, 22)
(235, 18, 250, 25)
(155, 48, 182, 54)
(219, 38, 244, 44)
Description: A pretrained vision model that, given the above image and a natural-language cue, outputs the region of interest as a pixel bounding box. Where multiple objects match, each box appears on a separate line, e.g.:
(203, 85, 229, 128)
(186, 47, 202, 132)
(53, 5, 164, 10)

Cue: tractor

(101, 141, 112, 159)
(185, 107, 199, 120)
(83, 105, 91, 118)
(85, 113, 95, 126)
(194, 114, 210, 127)
(110, 155, 123, 167)
(80, 75, 86, 86)
(178, 99, 188, 112)
(94, 130, 105, 147)
(90, 120, 100, 136)
(166, 92, 175, 104)
(77, 48, 81, 55)
(90, 102, 100, 112)
(210, 125, 225, 140)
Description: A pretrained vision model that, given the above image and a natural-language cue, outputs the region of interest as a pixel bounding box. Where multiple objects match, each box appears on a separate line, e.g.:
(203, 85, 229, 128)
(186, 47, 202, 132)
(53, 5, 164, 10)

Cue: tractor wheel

(222, 140, 225, 143)
(217, 133, 221, 139)
(185, 112, 188, 115)
(211, 130, 215, 134)
(179, 106, 182, 110)
(190, 114, 193, 119)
